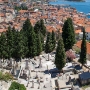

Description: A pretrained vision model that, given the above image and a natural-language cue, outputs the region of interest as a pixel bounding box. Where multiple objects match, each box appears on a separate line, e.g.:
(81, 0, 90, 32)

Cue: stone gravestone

(25, 60, 29, 70)
(48, 53, 49, 61)
(11, 65, 16, 75)
(31, 80, 34, 88)
(8, 59, 14, 67)
(29, 69, 31, 79)
(39, 58, 42, 68)
(37, 78, 40, 89)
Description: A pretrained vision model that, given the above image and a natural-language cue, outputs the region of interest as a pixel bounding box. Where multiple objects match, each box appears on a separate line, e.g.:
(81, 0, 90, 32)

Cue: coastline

(49, 0, 90, 18)
(64, 0, 85, 2)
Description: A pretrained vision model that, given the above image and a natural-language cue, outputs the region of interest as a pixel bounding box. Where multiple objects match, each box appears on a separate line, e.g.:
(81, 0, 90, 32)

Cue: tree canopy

(55, 39, 66, 71)
(79, 27, 87, 65)
(0, 18, 47, 60)
(9, 81, 26, 90)
(62, 18, 75, 51)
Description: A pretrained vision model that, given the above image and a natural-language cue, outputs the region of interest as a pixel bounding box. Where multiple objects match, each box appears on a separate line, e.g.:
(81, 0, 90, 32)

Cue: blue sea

(49, 0, 90, 18)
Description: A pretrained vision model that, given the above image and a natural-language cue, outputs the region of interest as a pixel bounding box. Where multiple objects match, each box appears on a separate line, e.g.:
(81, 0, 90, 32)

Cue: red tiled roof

(75, 29, 82, 34)
(75, 40, 90, 54)
(46, 26, 56, 32)
(85, 27, 90, 33)
(0, 29, 7, 33)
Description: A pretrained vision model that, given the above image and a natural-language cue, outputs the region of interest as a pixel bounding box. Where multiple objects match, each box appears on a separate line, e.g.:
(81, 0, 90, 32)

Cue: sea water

(49, 0, 90, 18)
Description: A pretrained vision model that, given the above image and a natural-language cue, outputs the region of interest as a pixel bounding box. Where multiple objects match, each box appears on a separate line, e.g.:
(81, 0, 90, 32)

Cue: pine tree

(79, 27, 87, 65)
(45, 32, 53, 53)
(51, 31, 56, 50)
(62, 18, 75, 51)
(55, 39, 66, 71)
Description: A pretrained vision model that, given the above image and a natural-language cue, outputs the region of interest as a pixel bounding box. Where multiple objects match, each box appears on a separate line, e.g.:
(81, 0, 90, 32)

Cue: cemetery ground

(0, 52, 90, 90)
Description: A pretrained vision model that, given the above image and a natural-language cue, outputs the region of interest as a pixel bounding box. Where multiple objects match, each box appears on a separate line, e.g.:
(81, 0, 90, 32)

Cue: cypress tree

(55, 39, 66, 71)
(45, 32, 53, 53)
(39, 19, 46, 36)
(34, 21, 40, 34)
(68, 18, 75, 45)
(6, 26, 15, 59)
(0, 33, 8, 59)
(40, 32, 44, 50)
(79, 27, 87, 65)
(34, 19, 46, 36)
(22, 18, 37, 57)
(20, 30, 29, 58)
(27, 26, 37, 57)
(12, 31, 28, 61)
(62, 18, 75, 51)
(51, 31, 56, 50)
(36, 32, 42, 56)
(23, 18, 32, 33)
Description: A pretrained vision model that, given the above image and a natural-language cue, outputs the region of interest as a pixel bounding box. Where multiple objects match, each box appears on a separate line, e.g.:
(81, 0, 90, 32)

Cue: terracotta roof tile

(0, 29, 7, 33)
(46, 26, 56, 32)
(75, 40, 90, 54)
(75, 29, 82, 34)
(85, 27, 90, 33)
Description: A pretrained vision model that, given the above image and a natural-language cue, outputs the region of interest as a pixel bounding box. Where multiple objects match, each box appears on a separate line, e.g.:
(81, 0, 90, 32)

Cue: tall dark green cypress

(79, 27, 87, 65)
(45, 32, 53, 53)
(51, 31, 56, 50)
(22, 18, 37, 57)
(28, 26, 37, 57)
(23, 18, 32, 33)
(12, 31, 28, 60)
(55, 39, 66, 71)
(0, 33, 8, 59)
(20, 30, 28, 58)
(6, 26, 15, 59)
(34, 19, 46, 36)
(36, 32, 42, 56)
(40, 32, 44, 50)
(62, 18, 75, 51)
(39, 19, 46, 36)
(68, 18, 75, 45)
(34, 21, 40, 34)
